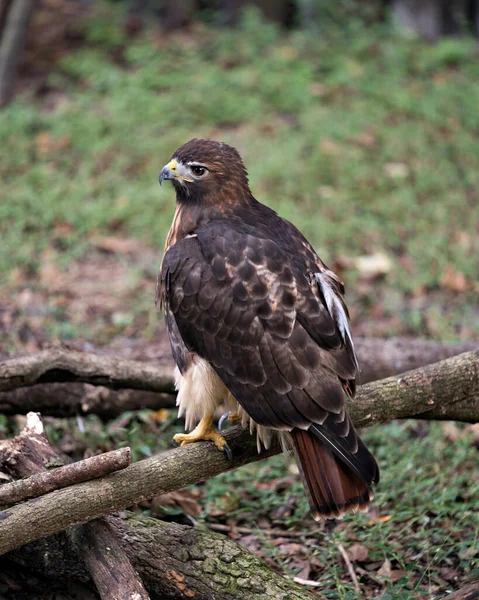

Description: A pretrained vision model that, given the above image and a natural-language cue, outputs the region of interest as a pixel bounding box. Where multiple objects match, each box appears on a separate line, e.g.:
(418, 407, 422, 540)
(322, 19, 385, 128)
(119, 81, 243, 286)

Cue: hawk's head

(159, 139, 250, 203)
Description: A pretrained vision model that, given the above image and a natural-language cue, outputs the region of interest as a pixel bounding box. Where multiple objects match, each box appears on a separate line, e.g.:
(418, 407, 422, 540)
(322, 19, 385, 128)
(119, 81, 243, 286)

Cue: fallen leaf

(155, 489, 202, 516)
(368, 514, 392, 525)
(347, 543, 369, 562)
(35, 131, 53, 156)
(39, 262, 62, 286)
(440, 265, 468, 292)
(94, 237, 142, 255)
(320, 138, 341, 156)
(350, 131, 377, 148)
(354, 253, 392, 279)
(277, 543, 304, 556)
(384, 162, 409, 179)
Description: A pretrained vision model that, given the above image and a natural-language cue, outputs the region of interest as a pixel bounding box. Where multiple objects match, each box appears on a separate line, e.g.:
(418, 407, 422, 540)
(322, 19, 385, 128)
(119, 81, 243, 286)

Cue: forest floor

(0, 2, 478, 598)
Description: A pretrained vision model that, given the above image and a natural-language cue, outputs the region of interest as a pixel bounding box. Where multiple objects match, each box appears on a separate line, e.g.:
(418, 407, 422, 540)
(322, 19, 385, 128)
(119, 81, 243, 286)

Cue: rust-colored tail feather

(291, 429, 375, 519)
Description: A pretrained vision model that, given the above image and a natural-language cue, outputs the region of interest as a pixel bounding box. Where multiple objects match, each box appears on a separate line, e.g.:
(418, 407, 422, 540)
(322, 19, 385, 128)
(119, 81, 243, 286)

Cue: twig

(0, 447, 131, 506)
(337, 543, 361, 596)
(207, 522, 321, 538)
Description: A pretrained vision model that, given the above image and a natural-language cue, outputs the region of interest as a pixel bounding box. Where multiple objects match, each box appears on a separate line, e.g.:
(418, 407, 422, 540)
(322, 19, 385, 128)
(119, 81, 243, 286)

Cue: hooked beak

(159, 158, 193, 185)
(159, 159, 177, 185)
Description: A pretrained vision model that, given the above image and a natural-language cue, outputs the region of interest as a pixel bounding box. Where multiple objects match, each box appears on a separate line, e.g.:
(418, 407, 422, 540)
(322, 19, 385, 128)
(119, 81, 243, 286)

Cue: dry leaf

(35, 132, 53, 156)
(320, 138, 341, 156)
(155, 489, 202, 516)
(347, 543, 369, 562)
(354, 253, 392, 279)
(384, 162, 409, 178)
(368, 514, 392, 525)
(39, 262, 62, 286)
(351, 131, 377, 148)
(440, 265, 468, 292)
(95, 237, 142, 255)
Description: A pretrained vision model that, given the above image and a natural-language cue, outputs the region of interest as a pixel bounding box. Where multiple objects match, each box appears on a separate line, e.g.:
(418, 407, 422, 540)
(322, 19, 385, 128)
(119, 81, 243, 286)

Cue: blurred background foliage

(0, 3, 478, 598)
(0, 0, 478, 350)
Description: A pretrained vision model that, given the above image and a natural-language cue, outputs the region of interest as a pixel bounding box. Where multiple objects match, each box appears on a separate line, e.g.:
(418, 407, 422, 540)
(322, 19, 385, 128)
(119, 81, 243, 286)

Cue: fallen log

(444, 580, 479, 599)
(0, 350, 477, 556)
(0, 414, 314, 599)
(0, 338, 476, 417)
(0, 382, 176, 418)
(3, 514, 317, 600)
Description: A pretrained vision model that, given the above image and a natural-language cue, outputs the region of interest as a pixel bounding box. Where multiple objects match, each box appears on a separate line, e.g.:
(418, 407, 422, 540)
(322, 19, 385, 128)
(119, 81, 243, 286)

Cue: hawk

(158, 139, 379, 519)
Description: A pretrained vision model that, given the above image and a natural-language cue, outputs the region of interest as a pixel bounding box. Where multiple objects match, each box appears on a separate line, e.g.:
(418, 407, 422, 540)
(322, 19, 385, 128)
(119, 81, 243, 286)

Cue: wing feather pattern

(161, 221, 379, 518)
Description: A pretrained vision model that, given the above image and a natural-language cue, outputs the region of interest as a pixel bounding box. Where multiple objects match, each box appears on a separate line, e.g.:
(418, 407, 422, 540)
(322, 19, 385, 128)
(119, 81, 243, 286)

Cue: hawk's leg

(173, 415, 232, 459)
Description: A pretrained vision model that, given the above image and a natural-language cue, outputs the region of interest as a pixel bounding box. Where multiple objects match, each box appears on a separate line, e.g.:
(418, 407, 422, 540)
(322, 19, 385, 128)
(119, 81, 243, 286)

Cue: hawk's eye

(191, 166, 206, 177)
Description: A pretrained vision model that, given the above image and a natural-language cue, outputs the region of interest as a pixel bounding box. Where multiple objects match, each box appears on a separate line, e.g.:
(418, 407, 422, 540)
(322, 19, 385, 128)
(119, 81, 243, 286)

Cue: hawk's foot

(173, 416, 232, 460)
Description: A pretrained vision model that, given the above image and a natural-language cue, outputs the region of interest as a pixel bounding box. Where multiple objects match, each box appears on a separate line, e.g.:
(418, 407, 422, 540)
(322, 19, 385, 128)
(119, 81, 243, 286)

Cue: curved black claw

(171, 438, 180, 448)
(223, 442, 233, 461)
(218, 412, 229, 433)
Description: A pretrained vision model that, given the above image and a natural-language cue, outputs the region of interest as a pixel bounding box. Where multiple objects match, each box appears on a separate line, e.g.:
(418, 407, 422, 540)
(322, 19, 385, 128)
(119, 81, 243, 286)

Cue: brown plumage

(158, 138, 379, 519)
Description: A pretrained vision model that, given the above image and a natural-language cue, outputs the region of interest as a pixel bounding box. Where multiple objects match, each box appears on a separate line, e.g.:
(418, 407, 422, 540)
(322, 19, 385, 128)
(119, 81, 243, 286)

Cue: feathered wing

(161, 220, 379, 518)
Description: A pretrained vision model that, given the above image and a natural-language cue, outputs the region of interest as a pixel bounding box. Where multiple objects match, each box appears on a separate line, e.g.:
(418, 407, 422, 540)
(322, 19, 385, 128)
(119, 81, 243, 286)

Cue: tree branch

(0, 447, 130, 506)
(0, 339, 476, 417)
(0, 350, 477, 556)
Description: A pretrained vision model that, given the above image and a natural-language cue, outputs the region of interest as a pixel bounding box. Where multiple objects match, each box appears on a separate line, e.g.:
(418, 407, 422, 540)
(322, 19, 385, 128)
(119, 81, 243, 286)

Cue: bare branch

(0, 447, 130, 506)
(0, 350, 477, 556)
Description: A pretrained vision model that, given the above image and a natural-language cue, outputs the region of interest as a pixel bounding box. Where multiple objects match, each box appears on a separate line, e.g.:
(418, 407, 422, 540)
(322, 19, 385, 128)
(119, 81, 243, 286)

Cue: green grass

(1, 6, 478, 598)
(1, 6, 478, 340)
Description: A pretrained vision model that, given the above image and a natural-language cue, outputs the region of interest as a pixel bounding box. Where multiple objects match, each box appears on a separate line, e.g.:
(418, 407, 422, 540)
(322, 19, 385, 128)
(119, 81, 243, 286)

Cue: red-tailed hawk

(158, 139, 379, 519)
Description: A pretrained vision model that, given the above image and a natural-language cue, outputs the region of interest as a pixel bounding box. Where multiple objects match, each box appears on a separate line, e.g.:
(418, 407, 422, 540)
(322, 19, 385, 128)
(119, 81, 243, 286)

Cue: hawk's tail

(291, 428, 377, 519)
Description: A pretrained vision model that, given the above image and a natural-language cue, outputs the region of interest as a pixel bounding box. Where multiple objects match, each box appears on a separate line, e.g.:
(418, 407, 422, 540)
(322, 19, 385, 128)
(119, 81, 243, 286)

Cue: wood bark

(0, 348, 175, 393)
(0, 382, 176, 418)
(0, 350, 477, 556)
(444, 580, 479, 599)
(2, 514, 316, 600)
(0, 412, 150, 600)
(0, 413, 314, 599)
(0, 339, 476, 416)
(0, 447, 130, 506)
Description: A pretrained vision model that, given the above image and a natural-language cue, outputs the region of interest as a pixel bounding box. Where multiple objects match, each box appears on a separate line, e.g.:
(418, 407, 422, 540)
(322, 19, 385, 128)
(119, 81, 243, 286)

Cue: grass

(1, 6, 478, 342)
(1, 4, 478, 598)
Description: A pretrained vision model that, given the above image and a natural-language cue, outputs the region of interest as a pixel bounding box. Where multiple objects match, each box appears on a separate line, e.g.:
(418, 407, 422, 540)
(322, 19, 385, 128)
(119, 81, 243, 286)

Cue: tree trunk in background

(158, 0, 196, 30)
(0, 0, 37, 107)
(391, 0, 476, 40)
(220, 0, 293, 27)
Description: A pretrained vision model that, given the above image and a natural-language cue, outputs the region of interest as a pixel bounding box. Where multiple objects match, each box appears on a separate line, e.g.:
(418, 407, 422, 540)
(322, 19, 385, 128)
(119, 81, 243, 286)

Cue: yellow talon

(173, 415, 229, 454)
